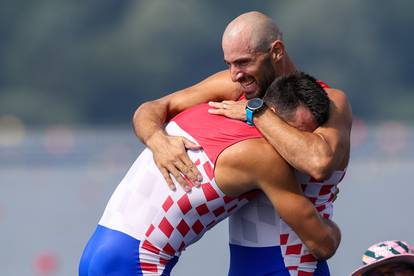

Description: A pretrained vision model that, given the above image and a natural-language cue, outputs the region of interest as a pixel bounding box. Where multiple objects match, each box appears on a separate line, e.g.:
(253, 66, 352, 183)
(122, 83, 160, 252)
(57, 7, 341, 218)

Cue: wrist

(245, 98, 266, 126)
(146, 129, 167, 150)
(253, 107, 271, 124)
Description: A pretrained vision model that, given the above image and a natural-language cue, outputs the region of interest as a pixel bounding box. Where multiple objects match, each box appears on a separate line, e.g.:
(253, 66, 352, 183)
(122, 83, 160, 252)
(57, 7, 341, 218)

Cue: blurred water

(1, 124, 413, 276)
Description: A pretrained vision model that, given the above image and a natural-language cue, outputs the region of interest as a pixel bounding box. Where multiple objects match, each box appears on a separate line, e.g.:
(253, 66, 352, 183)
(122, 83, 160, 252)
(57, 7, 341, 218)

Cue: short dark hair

(263, 72, 330, 126)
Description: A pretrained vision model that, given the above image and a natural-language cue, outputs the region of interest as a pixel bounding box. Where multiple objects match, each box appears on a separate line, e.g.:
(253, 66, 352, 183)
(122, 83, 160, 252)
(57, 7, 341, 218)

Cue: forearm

(252, 148, 341, 259)
(133, 100, 169, 147)
(131, 70, 241, 190)
(263, 185, 340, 260)
(254, 109, 334, 180)
(278, 198, 340, 259)
(304, 218, 341, 260)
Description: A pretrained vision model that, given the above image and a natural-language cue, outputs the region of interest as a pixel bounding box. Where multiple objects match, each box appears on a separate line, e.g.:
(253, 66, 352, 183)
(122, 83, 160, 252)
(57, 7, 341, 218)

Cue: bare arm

(209, 88, 352, 180)
(133, 70, 241, 190)
(256, 147, 341, 259)
(254, 89, 351, 180)
(260, 177, 341, 259)
(215, 140, 341, 259)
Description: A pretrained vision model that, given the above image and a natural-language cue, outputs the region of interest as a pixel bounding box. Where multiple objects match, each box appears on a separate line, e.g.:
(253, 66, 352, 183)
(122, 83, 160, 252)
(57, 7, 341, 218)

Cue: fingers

(167, 164, 192, 192)
(208, 100, 236, 109)
(174, 157, 202, 187)
(181, 138, 203, 185)
(208, 100, 247, 120)
(208, 101, 223, 108)
(158, 159, 201, 192)
(159, 167, 176, 191)
(207, 108, 226, 115)
(151, 135, 203, 192)
(182, 138, 202, 150)
(207, 102, 231, 113)
(179, 156, 202, 187)
(222, 100, 238, 105)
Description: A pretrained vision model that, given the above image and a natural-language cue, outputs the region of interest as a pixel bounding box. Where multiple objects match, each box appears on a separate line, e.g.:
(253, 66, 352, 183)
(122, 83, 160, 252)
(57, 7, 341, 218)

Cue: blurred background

(1, 1, 413, 275)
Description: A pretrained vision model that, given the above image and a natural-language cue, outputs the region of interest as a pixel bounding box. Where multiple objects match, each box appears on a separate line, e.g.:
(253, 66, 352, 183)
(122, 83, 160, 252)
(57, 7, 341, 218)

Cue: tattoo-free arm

(250, 143, 341, 259)
(254, 89, 352, 180)
(133, 70, 241, 190)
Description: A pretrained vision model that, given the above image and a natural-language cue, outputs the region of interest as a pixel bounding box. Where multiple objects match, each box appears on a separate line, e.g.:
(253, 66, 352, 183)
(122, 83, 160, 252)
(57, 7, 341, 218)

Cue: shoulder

(233, 139, 296, 190)
(224, 138, 287, 173)
(325, 88, 351, 110)
(324, 88, 347, 104)
(215, 137, 291, 194)
(323, 88, 352, 126)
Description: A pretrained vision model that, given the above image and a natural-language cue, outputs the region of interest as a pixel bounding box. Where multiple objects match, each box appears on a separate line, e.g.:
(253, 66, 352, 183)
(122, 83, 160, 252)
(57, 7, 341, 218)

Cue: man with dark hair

(133, 11, 351, 274)
(264, 72, 330, 130)
(79, 72, 340, 276)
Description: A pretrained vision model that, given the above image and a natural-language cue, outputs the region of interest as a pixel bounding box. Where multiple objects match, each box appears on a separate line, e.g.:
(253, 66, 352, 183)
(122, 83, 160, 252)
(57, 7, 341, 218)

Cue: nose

(229, 65, 243, 83)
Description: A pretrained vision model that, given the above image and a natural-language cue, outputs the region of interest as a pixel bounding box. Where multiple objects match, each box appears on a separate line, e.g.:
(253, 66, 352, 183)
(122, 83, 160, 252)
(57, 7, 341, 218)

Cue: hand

(208, 100, 247, 121)
(147, 131, 203, 192)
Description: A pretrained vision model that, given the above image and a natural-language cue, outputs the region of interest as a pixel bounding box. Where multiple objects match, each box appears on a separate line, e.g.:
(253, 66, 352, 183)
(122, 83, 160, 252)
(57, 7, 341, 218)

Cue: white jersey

(98, 122, 255, 273)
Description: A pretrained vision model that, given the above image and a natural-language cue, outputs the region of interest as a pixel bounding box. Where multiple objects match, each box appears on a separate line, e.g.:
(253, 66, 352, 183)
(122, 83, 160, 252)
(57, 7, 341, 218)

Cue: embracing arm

(250, 143, 341, 259)
(133, 70, 241, 190)
(254, 89, 352, 180)
(209, 89, 352, 180)
(134, 70, 241, 144)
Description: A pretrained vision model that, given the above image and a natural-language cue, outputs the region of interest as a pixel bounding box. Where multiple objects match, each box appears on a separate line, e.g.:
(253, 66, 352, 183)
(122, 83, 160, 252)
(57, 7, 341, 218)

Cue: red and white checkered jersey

(99, 122, 257, 274)
(229, 170, 345, 275)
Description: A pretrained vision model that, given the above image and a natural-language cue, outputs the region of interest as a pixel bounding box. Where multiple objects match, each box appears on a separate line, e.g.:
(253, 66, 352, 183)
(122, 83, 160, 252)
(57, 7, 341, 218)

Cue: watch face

(247, 98, 264, 111)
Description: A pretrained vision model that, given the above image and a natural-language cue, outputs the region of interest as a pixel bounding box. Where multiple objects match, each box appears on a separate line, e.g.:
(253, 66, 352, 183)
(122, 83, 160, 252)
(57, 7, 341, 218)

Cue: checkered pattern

(279, 170, 345, 275)
(229, 170, 345, 275)
(135, 123, 257, 274)
(98, 122, 260, 274)
(229, 192, 283, 247)
(138, 154, 254, 273)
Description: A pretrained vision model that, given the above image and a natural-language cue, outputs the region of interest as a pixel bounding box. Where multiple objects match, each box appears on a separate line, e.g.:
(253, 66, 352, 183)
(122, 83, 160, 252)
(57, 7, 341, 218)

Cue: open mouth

(241, 78, 255, 87)
(240, 78, 257, 95)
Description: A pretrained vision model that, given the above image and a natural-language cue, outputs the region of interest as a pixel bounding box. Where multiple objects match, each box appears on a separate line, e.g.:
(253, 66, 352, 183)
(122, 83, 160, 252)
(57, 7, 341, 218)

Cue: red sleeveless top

(171, 103, 262, 164)
(171, 80, 329, 164)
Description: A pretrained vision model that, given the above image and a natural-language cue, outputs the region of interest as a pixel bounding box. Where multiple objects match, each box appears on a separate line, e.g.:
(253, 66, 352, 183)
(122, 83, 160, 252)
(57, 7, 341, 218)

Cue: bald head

(223, 11, 282, 53)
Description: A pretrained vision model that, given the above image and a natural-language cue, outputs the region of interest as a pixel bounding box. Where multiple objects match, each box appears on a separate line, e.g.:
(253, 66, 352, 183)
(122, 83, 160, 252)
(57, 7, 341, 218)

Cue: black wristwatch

(246, 98, 266, 126)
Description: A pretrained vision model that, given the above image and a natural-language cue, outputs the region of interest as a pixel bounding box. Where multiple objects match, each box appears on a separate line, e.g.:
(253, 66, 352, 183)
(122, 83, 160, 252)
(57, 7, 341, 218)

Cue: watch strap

(246, 108, 254, 126)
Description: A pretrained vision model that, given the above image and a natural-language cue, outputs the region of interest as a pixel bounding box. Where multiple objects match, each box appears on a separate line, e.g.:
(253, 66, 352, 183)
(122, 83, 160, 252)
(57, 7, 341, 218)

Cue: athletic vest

(99, 81, 345, 275)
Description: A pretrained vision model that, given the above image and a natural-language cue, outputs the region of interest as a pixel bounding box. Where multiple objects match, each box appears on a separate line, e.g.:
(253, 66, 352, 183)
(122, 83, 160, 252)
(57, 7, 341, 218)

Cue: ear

(270, 40, 285, 62)
(269, 106, 277, 113)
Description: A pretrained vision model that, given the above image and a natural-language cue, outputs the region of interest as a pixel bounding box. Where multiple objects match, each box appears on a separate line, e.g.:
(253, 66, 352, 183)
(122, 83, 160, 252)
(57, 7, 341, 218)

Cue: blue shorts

(228, 244, 330, 276)
(79, 225, 179, 276)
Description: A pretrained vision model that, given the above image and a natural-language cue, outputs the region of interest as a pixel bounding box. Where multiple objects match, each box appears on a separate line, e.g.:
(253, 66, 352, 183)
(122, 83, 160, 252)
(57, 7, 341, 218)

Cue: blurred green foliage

(1, 0, 413, 125)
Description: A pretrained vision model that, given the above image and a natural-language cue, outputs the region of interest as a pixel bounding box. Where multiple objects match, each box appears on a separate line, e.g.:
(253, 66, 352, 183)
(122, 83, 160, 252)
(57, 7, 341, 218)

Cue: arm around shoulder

(132, 70, 242, 190)
(133, 70, 241, 144)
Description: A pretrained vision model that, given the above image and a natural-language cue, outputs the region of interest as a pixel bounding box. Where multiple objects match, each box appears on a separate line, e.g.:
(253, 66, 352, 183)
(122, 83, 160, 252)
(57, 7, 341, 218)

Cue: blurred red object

(33, 252, 58, 275)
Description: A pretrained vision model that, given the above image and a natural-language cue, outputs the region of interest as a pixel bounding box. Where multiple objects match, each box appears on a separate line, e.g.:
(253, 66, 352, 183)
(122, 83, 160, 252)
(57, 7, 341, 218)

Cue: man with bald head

(221, 11, 286, 99)
(134, 11, 351, 275)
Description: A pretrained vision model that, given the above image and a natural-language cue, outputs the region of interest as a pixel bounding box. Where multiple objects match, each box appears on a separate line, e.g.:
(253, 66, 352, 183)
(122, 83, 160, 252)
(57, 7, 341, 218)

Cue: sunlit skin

(221, 12, 296, 100)
(222, 37, 276, 99)
(282, 105, 318, 132)
(133, 11, 351, 191)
